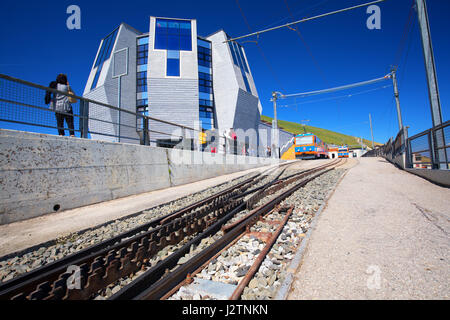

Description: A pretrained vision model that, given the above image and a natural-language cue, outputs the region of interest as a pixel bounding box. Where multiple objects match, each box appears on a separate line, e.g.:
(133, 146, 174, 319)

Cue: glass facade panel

(137, 39, 148, 66)
(199, 99, 213, 107)
(198, 38, 211, 49)
(237, 43, 249, 73)
(138, 37, 149, 45)
(167, 58, 180, 76)
(226, 36, 251, 93)
(167, 50, 180, 59)
(155, 18, 191, 77)
(227, 40, 239, 66)
(91, 27, 119, 90)
(137, 71, 147, 93)
(198, 37, 214, 130)
(199, 105, 214, 130)
(136, 36, 149, 128)
(155, 18, 192, 51)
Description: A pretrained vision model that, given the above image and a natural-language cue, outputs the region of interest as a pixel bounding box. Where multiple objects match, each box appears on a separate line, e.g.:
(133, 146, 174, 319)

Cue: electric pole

(369, 113, 374, 150)
(300, 119, 310, 134)
(415, 0, 447, 168)
(271, 92, 279, 159)
(391, 69, 403, 131)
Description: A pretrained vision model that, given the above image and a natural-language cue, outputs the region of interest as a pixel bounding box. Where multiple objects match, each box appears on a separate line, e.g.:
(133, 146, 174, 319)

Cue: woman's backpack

(45, 81, 57, 105)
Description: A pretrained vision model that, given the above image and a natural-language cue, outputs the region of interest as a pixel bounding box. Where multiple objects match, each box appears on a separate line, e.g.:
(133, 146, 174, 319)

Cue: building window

(166, 50, 180, 77)
(227, 36, 251, 93)
(199, 106, 214, 130)
(199, 99, 213, 107)
(199, 72, 212, 93)
(91, 27, 119, 90)
(236, 43, 249, 73)
(137, 71, 147, 93)
(137, 42, 148, 66)
(155, 19, 192, 51)
(137, 98, 148, 107)
(155, 19, 191, 77)
(198, 46, 212, 68)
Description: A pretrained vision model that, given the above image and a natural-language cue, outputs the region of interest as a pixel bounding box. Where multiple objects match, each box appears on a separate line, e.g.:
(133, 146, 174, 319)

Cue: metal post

(272, 92, 279, 159)
(416, 0, 445, 169)
(79, 99, 85, 138)
(391, 69, 404, 131)
(143, 116, 149, 146)
(428, 130, 437, 169)
(80, 100, 89, 139)
(369, 113, 374, 150)
(118, 76, 122, 143)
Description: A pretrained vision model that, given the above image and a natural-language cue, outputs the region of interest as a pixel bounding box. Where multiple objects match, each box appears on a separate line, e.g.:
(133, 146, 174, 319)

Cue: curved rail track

(0, 159, 344, 300)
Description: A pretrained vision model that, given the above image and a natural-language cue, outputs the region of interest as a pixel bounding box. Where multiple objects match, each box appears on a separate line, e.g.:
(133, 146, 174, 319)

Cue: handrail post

(80, 100, 89, 139)
(143, 116, 150, 146)
(428, 129, 437, 169)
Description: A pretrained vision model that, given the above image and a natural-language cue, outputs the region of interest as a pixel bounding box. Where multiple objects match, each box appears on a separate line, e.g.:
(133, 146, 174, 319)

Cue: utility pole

(271, 92, 279, 159)
(415, 0, 447, 168)
(369, 113, 374, 150)
(300, 119, 310, 134)
(391, 69, 403, 131)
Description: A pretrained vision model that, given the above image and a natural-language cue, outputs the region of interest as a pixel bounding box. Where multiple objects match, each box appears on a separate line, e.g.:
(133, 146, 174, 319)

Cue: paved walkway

(288, 157, 450, 300)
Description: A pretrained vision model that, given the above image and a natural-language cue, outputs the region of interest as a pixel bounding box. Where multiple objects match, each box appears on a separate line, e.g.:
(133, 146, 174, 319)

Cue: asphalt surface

(287, 157, 450, 300)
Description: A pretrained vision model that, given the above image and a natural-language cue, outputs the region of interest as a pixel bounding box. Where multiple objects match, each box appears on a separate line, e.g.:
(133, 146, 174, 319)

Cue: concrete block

(0, 129, 282, 224)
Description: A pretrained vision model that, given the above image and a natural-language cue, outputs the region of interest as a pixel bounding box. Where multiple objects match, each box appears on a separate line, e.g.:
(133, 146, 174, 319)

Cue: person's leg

(65, 111, 75, 136)
(55, 113, 65, 136)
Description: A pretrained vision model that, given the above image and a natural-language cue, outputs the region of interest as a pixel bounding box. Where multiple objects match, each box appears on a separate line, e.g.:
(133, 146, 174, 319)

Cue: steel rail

(0, 161, 294, 300)
(229, 206, 294, 300)
(0, 171, 267, 300)
(3, 198, 244, 300)
(111, 162, 339, 300)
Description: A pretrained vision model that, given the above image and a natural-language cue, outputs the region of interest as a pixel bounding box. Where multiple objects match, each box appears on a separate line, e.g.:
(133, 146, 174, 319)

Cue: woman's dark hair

(56, 74, 68, 85)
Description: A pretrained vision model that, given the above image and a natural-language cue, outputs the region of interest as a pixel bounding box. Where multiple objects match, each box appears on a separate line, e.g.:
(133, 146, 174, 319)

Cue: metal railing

(407, 120, 449, 169)
(364, 121, 449, 170)
(0, 74, 273, 158)
(280, 136, 294, 157)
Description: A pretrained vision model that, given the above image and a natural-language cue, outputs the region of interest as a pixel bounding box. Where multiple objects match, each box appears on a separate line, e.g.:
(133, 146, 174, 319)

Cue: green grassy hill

(261, 115, 381, 148)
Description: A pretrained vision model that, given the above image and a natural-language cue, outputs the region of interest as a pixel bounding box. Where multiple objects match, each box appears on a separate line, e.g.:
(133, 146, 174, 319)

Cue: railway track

(0, 159, 344, 300)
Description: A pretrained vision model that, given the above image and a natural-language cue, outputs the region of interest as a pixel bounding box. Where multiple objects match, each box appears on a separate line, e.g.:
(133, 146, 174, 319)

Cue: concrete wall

(405, 168, 450, 188)
(258, 121, 295, 153)
(0, 129, 281, 225)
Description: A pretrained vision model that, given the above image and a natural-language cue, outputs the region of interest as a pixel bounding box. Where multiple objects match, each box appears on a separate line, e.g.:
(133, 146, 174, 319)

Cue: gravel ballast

(169, 168, 347, 300)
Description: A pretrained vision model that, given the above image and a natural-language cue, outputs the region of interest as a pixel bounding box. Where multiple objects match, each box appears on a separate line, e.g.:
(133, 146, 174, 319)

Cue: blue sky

(0, 0, 448, 143)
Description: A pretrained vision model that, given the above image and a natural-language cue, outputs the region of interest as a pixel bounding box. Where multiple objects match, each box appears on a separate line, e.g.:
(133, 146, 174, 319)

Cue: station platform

(287, 157, 449, 299)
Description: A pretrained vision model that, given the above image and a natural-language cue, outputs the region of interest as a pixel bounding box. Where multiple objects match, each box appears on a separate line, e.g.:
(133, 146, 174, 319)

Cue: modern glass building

(83, 17, 279, 152)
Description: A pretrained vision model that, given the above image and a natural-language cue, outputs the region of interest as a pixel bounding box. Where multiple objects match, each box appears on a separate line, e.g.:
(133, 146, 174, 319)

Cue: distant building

(82, 17, 286, 154)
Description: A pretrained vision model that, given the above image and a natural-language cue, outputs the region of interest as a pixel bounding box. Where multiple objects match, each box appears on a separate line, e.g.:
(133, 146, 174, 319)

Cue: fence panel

(0, 74, 273, 158)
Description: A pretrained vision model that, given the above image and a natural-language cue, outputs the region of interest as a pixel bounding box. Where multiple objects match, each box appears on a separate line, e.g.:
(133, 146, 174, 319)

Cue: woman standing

(49, 74, 75, 136)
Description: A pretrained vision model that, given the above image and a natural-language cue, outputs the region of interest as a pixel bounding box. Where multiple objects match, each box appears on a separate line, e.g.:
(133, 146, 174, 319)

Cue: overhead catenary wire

(282, 0, 329, 86)
(281, 0, 345, 124)
(225, 0, 388, 43)
(259, 0, 331, 31)
(234, 0, 286, 92)
(393, 0, 416, 68)
(278, 84, 393, 108)
(276, 73, 392, 99)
